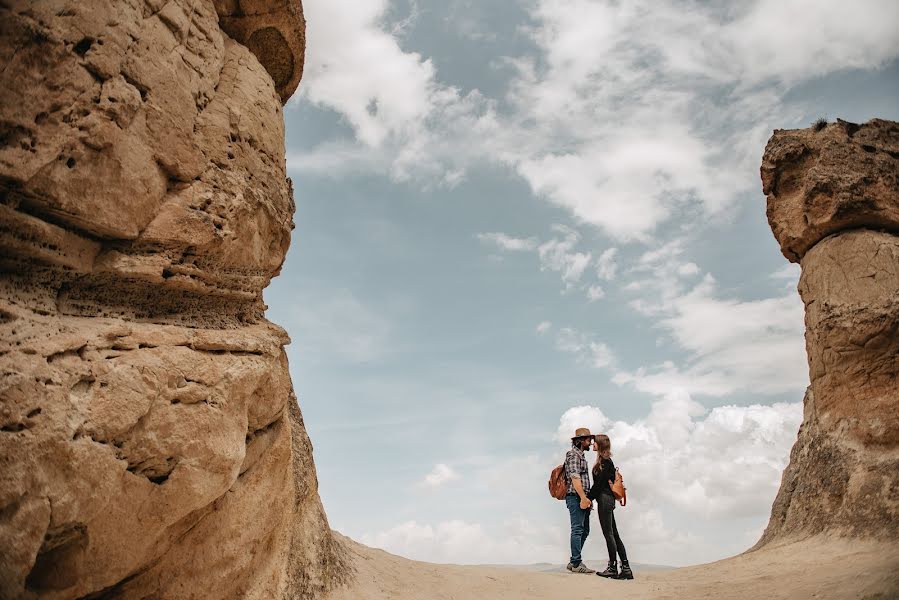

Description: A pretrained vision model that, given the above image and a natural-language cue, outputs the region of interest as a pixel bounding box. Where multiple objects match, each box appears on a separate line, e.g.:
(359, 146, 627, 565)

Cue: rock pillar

(0, 1, 340, 598)
(756, 119, 899, 546)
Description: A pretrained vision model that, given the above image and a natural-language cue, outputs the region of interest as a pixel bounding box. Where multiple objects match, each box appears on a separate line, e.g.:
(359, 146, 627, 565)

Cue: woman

(587, 434, 633, 580)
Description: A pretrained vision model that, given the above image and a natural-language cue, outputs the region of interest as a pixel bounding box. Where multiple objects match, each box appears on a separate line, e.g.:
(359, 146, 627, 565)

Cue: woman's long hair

(592, 434, 611, 478)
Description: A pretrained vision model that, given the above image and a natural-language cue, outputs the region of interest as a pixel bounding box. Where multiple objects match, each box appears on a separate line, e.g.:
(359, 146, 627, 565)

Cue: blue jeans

(565, 493, 591, 564)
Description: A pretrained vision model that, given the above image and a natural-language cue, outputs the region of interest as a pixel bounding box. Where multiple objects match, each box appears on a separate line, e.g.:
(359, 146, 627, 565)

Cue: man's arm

(571, 476, 591, 509)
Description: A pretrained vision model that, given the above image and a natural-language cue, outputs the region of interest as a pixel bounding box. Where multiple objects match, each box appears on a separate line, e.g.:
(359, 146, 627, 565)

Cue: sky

(265, 0, 899, 567)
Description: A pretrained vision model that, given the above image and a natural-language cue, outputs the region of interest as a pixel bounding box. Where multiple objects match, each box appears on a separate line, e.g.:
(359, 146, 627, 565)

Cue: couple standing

(565, 427, 633, 580)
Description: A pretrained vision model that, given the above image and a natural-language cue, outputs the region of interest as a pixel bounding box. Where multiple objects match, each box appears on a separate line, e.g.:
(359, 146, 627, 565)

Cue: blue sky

(265, 0, 899, 567)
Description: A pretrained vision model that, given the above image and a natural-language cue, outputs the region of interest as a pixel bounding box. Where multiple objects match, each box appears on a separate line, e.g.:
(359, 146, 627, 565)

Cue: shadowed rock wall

(755, 119, 899, 547)
(0, 1, 340, 598)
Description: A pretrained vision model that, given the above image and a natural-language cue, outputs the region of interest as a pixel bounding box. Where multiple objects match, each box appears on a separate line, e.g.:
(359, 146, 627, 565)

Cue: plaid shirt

(564, 444, 590, 495)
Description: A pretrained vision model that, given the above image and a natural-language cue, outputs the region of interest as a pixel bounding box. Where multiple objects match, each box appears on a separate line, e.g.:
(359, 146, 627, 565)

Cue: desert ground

(325, 533, 899, 600)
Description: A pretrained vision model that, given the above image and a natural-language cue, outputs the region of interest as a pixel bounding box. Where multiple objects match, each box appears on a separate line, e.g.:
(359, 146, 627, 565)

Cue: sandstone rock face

(761, 118, 899, 263)
(214, 0, 306, 103)
(756, 119, 899, 547)
(0, 1, 340, 598)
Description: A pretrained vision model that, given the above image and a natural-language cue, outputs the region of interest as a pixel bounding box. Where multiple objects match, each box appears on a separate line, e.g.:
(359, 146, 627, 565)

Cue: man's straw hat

(571, 427, 593, 441)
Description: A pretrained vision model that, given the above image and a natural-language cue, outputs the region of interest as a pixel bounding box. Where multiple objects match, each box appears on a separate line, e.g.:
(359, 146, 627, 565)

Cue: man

(565, 427, 595, 574)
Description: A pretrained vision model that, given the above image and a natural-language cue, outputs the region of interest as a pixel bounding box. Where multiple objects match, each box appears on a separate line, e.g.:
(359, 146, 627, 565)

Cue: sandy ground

(324, 533, 899, 600)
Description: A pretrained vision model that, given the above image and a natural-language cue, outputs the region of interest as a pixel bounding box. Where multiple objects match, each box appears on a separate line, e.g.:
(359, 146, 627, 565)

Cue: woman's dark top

(587, 457, 616, 500)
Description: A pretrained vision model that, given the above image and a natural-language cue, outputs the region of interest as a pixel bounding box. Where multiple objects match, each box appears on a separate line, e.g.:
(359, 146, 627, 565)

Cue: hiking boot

(616, 561, 634, 580)
(569, 562, 595, 574)
(596, 561, 617, 578)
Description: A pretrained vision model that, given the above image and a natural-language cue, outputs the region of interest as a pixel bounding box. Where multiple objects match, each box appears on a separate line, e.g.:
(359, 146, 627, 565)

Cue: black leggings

(597, 494, 628, 563)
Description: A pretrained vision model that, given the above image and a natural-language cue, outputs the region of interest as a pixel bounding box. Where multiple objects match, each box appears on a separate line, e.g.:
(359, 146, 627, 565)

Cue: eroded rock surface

(214, 0, 306, 103)
(0, 1, 340, 598)
(761, 118, 899, 263)
(756, 119, 899, 547)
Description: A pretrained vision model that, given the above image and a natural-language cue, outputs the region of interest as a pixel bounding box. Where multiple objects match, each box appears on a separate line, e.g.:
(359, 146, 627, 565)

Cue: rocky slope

(0, 1, 341, 598)
(755, 118, 899, 546)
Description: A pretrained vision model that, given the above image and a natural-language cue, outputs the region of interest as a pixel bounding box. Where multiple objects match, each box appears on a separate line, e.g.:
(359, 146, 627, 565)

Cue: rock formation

(0, 1, 341, 598)
(756, 119, 899, 546)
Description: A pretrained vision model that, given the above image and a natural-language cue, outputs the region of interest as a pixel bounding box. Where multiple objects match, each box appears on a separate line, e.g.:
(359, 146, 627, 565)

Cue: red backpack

(548, 464, 568, 500)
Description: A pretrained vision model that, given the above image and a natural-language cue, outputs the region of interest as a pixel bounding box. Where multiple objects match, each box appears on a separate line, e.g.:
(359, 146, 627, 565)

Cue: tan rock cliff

(0, 1, 340, 598)
(756, 119, 899, 546)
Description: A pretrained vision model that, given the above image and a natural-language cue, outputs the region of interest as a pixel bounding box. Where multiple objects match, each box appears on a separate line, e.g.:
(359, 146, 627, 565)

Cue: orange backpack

(548, 464, 568, 500)
(610, 468, 627, 507)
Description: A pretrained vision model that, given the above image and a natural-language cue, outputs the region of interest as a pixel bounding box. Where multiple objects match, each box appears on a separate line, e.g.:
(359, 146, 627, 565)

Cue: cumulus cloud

(421, 463, 461, 488)
(536, 321, 552, 335)
(725, 0, 899, 84)
(556, 390, 802, 519)
(294, 0, 899, 239)
(365, 393, 801, 567)
(293, 0, 498, 182)
(506, 0, 899, 238)
(298, 0, 436, 148)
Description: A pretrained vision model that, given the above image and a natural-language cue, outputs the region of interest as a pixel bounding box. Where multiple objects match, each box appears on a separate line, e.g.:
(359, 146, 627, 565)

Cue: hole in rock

(73, 37, 93, 56)
(25, 522, 88, 591)
(126, 456, 177, 485)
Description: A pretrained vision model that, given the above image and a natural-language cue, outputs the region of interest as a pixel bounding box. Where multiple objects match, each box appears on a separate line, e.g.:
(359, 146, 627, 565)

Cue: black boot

(616, 560, 633, 580)
(596, 561, 617, 578)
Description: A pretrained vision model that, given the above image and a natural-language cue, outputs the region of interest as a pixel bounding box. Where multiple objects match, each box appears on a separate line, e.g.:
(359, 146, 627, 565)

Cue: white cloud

(537, 225, 591, 288)
(596, 248, 619, 281)
(725, 0, 899, 84)
(557, 391, 802, 519)
(478, 226, 594, 292)
(421, 463, 461, 488)
(361, 517, 563, 565)
(294, 0, 899, 240)
(298, 0, 436, 148)
(476, 232, 538, 252)
(615, 273, 808, 396)
(554, 328, 615, 369)
(586, 285, 605, 302)
(294, 0, 498, 183)
(536, 321, 552, 335)
(771, 263, 801, 290)
(677, 262, 700, 277)
(516, 132, 710, 241)
(364, 393, 801, 567)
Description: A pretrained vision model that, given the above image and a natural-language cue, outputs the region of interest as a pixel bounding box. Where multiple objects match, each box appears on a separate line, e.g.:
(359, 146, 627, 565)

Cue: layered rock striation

(756, 119, 899, 546)
(0, 1, 339, 598)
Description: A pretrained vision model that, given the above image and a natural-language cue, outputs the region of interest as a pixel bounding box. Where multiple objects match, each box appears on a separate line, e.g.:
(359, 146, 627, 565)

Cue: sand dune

(325, 533, 899, 600)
